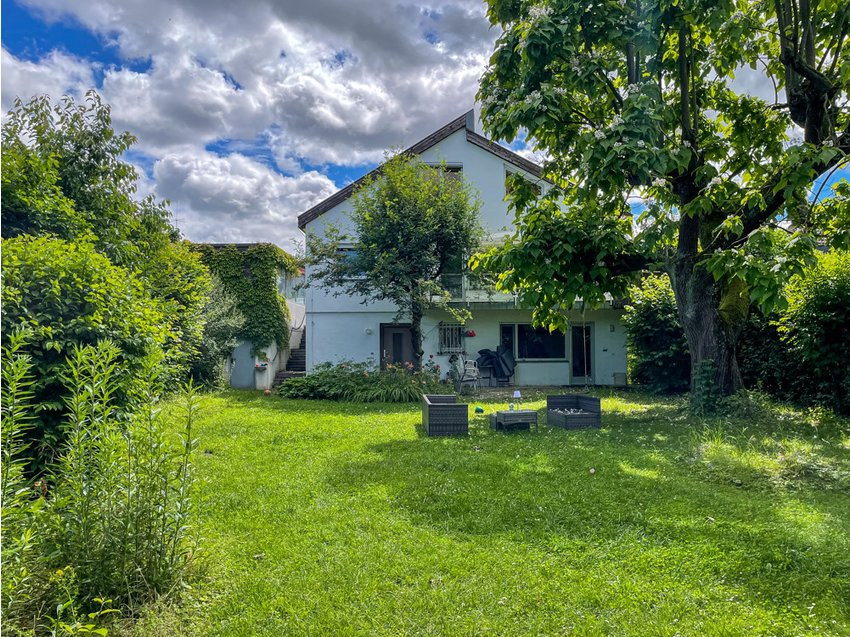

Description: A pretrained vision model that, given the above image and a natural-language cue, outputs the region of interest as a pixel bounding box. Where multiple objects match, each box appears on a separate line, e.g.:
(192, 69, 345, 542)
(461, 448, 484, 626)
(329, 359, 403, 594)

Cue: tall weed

(1, 335, 199, 634)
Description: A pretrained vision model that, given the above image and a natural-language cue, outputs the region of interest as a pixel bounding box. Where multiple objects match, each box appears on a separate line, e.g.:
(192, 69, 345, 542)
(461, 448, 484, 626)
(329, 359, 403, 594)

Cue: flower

(594, 130, 606, 140)
(708, 176, 723, 188)
(652, 177, 667, 189)
(528, 4, 553, 20)
(611, 114, 624, 126)
(636, 140, 646, 148)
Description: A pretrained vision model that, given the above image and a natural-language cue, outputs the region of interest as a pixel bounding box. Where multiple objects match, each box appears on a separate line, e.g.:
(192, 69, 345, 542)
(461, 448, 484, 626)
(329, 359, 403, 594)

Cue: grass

(126, 388, 850, 636)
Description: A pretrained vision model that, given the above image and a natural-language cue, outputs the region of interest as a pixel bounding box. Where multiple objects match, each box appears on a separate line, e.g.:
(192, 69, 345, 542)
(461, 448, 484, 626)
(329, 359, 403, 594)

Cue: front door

(571, 324, 593, 384)
(380, 324, 414, 368)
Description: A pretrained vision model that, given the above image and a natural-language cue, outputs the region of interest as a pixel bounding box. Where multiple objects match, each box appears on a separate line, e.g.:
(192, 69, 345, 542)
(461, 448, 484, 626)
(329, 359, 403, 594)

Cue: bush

(1, 235, 168, 465)
(189, 276, 246, 388)
(278, 361, 442, 402)
(737, 311, 796, 395)
(780, 251, 850, 414)
(1, 334, 198, 632)
(622, 274, 690, 393)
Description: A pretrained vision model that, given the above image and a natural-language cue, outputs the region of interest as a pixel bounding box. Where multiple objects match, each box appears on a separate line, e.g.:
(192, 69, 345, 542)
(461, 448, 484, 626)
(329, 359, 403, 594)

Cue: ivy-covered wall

(192, 243, 298, 356)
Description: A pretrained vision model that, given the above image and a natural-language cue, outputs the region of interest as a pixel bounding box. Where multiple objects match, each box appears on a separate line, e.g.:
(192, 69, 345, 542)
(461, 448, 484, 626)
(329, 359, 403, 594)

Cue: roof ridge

(296, 111, 547, 230)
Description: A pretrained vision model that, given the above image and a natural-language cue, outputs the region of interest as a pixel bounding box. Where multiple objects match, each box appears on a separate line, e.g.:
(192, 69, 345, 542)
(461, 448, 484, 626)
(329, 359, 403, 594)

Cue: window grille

(439, 323, 464, 354)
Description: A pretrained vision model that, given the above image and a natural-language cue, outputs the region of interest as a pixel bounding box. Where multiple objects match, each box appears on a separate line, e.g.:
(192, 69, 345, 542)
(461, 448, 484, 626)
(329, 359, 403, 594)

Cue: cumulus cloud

(1, 48, 95, 112)
(153, 149, 337, 246)
(5, 0, 495, 244)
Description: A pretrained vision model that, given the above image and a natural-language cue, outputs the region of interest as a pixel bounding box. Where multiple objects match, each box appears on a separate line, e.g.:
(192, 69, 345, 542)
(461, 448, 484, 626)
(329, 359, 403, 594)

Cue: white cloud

(1, 48, 95, 112)
(3, 0, 499, 244)
(153, 148, 337, 246)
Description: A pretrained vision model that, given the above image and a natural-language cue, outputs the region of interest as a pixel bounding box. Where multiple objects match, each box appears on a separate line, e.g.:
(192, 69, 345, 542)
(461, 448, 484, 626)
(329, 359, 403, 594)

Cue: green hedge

(1, 236, 167, 461)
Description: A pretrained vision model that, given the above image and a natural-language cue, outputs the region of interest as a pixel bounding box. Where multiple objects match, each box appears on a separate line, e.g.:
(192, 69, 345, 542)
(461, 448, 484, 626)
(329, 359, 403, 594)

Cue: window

(505, 170, 542, 199)
(439, 323, 464, 354)
(500, 324, 515, 353)
(426, 163, 463, 181)
(501, 323, 566, 360)
(337, 246, 365, 278)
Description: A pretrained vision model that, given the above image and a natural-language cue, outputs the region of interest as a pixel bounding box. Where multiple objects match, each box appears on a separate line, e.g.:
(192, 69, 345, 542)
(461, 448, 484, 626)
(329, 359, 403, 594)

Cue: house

(297, 111, 628, 386)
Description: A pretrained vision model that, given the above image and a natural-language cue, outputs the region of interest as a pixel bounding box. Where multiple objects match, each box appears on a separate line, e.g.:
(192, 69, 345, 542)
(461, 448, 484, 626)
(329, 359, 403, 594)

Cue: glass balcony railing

(438, 274, 515, 304)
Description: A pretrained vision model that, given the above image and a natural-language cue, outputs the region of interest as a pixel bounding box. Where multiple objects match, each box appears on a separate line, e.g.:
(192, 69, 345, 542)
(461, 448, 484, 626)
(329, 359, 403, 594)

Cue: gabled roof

(297, 110, 548, 230)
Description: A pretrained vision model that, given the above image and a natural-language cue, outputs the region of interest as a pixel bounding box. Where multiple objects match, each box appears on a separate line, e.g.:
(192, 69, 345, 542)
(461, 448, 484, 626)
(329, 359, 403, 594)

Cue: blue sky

(2, 0, 846, 246)
(2, 0, 493, 245)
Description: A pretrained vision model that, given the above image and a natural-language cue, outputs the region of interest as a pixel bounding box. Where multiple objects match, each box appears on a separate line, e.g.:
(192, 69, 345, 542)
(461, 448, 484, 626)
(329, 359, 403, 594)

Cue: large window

(501, 323, 566, 360)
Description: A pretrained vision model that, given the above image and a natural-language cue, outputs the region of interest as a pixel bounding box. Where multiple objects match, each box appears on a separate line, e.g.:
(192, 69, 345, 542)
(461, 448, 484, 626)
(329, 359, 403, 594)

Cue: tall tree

(473, 0, 849, 403)
(307, 155, 482, 369)
(2, 92, 211, 379)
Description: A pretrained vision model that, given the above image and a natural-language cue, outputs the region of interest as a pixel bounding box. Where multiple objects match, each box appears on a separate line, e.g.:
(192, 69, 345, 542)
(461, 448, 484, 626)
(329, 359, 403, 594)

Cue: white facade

(299, 112, 628, 386)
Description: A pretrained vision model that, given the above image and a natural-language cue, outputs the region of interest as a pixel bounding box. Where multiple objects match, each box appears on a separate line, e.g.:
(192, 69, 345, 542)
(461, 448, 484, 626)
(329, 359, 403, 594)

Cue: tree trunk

(409, 301, 424, 371)
(670, 260, 745, 409)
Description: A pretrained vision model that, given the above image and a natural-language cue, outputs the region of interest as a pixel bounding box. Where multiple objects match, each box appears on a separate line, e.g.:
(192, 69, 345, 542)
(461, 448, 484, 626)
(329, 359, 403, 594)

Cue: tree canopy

(473, 0, 849, 399)
(307, 154, 482, 368)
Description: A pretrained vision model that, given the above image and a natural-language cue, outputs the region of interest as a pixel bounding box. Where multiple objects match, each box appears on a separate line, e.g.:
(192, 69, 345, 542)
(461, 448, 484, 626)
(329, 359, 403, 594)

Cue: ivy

(192, 244, 297, 357)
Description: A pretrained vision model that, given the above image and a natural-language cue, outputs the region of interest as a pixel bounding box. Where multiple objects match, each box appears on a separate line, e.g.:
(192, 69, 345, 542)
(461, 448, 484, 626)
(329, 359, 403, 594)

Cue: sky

(2, 0, 847, 249)
(1, 0, 501, 248)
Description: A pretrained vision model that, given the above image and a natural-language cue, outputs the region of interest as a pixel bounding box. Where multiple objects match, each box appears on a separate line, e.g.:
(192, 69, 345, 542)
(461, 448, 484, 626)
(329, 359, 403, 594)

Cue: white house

(298, 111, 628, 387)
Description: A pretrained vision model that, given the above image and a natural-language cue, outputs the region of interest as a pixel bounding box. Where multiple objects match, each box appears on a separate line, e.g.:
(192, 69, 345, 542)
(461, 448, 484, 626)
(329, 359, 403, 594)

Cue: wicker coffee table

(490, 409, 538, 432)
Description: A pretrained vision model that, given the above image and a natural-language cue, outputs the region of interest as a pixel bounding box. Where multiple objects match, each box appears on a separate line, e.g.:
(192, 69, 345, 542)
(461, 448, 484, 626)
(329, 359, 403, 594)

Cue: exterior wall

(303, 127, 546, 318)
(306, 306, 626, 386)
(420, 307, 626, 386)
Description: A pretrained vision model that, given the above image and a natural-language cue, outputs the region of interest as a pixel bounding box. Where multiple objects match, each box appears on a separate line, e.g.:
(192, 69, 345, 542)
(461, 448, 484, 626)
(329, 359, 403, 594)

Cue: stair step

(274, 371, 305, 386)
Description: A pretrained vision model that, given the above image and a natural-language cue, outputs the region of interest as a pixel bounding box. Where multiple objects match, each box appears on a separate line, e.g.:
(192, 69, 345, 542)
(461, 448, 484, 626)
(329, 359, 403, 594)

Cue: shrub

(622, 274, 690, 393)
(1, 236, 168, 464)
(737, 311, 796, 395)
(2, 93, 212, 390)
(137, 240, 211, 380)
(0, 335, 199, 633)
(779, 251, 850, 414)
(278, 361, 441, 402)
(189, 276, 246, 388)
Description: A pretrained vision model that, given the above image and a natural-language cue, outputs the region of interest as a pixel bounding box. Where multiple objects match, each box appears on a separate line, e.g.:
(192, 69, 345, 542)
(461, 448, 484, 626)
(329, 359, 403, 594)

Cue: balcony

(439, 274, 517, 308)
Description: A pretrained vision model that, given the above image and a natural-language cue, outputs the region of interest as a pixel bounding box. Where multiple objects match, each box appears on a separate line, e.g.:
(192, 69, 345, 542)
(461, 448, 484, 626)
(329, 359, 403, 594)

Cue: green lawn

(129, 389, 850, 636)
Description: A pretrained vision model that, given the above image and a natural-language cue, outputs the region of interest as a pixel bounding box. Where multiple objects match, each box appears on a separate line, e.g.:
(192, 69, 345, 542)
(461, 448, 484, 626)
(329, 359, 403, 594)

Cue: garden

(126, 388, 849, 636)
(3, 0, 850, 633)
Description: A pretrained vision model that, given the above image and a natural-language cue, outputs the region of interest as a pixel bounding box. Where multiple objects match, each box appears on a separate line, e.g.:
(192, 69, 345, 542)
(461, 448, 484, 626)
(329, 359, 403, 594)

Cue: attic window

(505, 169, 541, 198)
(426, 163, 463, 181)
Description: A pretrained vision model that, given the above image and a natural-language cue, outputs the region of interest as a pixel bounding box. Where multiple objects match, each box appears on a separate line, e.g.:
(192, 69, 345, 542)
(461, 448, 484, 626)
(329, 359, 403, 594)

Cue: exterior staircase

(274, 327, 306, 386)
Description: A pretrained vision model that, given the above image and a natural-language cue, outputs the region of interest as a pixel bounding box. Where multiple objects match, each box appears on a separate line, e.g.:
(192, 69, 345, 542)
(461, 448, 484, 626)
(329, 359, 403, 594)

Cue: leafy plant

(1, 92, 212, 389)
(473, 0, 850, 407)
(193, 244, 296, 357)
(1, 236, 167, 465)
(49, 343, 200, 607)
(622, 274, 690, 394)
(1, 334, 200, 633)
(278, 361, 441, 403)
(779, 251, 850, 414)
(306, 154, 483, 369)
(189, 275, 246, 388)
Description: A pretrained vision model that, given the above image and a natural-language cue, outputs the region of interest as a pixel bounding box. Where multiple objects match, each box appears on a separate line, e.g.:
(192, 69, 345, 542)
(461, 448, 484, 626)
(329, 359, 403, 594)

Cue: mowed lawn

(130, 389, 850, 636)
